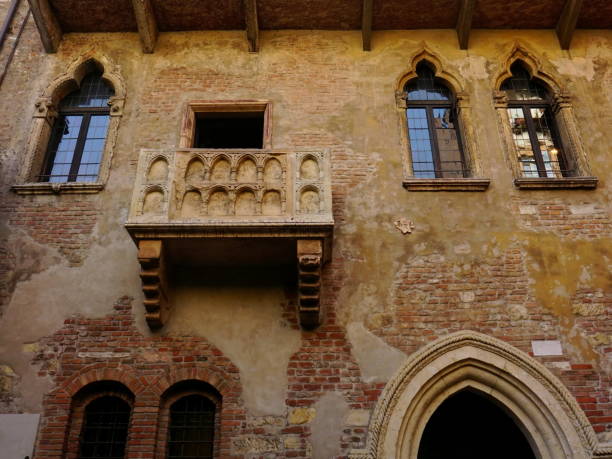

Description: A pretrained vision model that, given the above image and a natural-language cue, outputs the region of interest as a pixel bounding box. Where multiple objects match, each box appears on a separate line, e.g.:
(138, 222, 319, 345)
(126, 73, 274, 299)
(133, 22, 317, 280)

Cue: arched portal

(418, 389, 535, 459)
(350, 331, 604, 459)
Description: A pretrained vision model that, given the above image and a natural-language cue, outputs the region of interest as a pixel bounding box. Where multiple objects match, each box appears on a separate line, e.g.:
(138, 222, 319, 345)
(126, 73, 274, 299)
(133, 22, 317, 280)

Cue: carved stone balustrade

(125, 148, 334, 329)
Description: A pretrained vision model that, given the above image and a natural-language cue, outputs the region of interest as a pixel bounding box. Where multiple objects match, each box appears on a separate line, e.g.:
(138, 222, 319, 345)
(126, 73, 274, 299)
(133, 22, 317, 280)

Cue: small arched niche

(185, 158, 205, 184)
(147, 157, 169, 182)
(210, 157, 231, 182)
(142, 189, 165, 215)
(235, 189, 257, 216)
(263, 157, 283, 182)
(299, 187, 320, 214)
(207, 189, 231, 216)
(236, 157, 257, 183)
(300, 156, 320, 181)
(262, 190, 282, 216)
(181, 191, 202, 218)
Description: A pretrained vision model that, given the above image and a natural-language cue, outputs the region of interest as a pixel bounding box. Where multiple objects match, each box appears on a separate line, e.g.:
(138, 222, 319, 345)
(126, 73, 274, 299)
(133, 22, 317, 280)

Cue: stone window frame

(11, 53, 126, 195)
(493, 44, 597, 190)
(155, 381, 222, 459)
(396, 49, 490, 191)
(179, 100, 273, 149)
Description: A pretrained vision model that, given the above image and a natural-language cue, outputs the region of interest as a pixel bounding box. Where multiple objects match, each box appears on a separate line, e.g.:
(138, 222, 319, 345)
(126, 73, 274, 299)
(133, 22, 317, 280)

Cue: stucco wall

(0, 12, 610, 457)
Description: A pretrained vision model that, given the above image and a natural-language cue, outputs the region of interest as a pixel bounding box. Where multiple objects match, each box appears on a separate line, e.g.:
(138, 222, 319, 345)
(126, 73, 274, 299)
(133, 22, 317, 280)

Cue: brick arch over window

(492, 44, 597, 189)
(34, 365, 143, 459)
(350, 331, 610, 459)
(66, 381, 135, 459)
(153, 366, 245, 458)
(395, 48, 489, 191)
(14, 52, 126, 194)
(156, 380, 223, 458)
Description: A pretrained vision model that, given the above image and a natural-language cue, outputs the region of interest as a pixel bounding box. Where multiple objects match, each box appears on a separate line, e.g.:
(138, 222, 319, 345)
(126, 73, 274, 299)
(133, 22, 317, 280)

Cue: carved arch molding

(350, 331, 612, 459)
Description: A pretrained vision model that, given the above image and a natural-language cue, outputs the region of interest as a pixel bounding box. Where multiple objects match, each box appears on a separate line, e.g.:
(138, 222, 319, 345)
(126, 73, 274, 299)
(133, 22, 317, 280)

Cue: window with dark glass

(194, 111, 264, 148)
(78, 396, 131, 459)
(168, 394, 215, 458)
(40, 72, 113, 183)
(404, 62, 466, 178)
(501, 62, 568, 178)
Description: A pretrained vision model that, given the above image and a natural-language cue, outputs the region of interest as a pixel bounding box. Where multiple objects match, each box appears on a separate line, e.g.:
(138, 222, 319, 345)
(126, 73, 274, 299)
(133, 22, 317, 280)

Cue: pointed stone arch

(42, 51, 126, 108)
(396, 47, 465, 96)
(13, 52, 126, 193)
(493, 42, 562, 93)
(350, 331, 610, 459)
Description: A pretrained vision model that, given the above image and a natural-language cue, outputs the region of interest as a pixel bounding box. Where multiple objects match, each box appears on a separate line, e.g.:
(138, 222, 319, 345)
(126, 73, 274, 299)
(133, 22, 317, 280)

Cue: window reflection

(41, 72, 113, 183)
(501, 62, 567, 178)
(404, 62, 466, 178)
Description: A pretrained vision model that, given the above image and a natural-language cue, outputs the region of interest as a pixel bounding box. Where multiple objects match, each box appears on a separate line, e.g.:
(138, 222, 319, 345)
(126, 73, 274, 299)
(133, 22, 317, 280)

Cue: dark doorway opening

(194, 111, 264, 149)
(418, 390, 536, 459)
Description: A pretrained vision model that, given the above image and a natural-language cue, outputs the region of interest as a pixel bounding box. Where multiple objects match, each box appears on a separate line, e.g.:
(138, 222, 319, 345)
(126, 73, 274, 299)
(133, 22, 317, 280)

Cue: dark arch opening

(418, 390, 536, 459)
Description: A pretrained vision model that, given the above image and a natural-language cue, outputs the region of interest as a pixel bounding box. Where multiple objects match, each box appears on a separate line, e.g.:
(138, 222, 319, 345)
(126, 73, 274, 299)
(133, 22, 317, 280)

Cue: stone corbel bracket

(137, 240, 170, 329)
(297, 239, 325, 328)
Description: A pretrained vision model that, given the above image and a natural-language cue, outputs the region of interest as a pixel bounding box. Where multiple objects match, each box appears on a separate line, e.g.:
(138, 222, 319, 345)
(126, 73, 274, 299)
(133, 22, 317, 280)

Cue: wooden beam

(27, 0, 62, 53)
(244, 0, 259, 52)
(456, 0, 475, 50)
(131, 0, 158, 53)
(362, 0, 373, 51)
(556, 0, 582, 50)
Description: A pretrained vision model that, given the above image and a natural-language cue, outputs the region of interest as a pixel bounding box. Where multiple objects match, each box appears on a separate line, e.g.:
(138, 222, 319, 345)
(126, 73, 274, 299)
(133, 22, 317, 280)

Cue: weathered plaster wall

(0, 17, 610, 456)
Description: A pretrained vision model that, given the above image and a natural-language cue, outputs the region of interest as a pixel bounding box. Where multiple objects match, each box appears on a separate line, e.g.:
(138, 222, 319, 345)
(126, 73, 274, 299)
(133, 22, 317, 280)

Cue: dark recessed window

(168, 394, 216, 459)
(404, 62, 467, 178)
(501, 62, 568, 178)
(41, 72, 114, 183)
(194, 111, 264, 149)
(79, 396, 131, 459)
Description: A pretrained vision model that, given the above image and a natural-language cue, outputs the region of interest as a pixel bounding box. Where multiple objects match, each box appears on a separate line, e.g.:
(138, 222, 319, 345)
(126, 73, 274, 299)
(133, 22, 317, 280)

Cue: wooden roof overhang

(28, 0, 611, 53)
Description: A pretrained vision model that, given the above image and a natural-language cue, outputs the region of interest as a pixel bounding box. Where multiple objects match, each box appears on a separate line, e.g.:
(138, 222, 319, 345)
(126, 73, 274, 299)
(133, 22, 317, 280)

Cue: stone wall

(0, 5, 610, 456)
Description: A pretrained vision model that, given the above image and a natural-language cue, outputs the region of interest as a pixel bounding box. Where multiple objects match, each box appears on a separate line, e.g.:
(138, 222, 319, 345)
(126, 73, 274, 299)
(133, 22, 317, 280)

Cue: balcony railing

(126, 148, 333, 232)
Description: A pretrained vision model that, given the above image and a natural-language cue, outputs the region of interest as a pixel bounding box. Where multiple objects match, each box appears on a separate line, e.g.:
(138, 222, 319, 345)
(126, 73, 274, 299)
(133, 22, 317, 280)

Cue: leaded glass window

(79, 396, 131, 459)
(404, 62, 466, 178)
(501, 62, 568, 178)
(40, 72, 114, 183)
(168, 394, 216, 459)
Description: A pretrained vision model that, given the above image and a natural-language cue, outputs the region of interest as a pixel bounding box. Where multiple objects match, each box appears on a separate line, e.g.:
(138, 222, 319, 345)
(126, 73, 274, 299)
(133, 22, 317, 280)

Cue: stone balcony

(125, 148, 334, 329)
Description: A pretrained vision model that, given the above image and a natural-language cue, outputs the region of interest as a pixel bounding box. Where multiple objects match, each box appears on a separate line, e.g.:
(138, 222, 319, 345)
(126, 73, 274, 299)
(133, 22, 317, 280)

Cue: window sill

(402, 178, 490, 191)
(11, 182, 105, 195)
(514, 177, 598, 190)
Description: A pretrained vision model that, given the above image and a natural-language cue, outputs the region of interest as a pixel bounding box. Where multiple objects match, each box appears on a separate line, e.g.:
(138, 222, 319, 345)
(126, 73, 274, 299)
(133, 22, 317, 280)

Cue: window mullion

(425, 106, 443, 178)
(522, 105, 547, 177)
(68, 113, 92, 182)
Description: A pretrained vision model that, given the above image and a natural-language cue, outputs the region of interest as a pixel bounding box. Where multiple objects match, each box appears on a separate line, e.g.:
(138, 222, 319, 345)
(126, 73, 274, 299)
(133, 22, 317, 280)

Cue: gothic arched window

(404, 62, 467, 178)
(78, 396, 131, 459)
(40, 71, 114, 183)
(167, 394, 216, 458)
(501, 62, 568, 178)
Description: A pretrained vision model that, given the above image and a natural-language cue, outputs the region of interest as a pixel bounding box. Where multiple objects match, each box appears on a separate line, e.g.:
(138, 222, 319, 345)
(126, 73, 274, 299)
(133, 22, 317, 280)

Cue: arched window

(501, 62, 569, 179)
(167, 394, 216, 458)
(78, 395, 131, 459)
(40, 71, 114, 183)
(404, 62, 466, 178)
